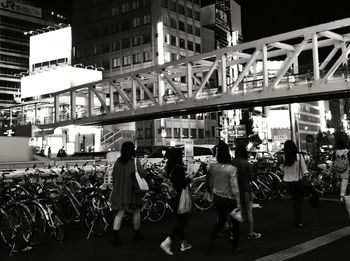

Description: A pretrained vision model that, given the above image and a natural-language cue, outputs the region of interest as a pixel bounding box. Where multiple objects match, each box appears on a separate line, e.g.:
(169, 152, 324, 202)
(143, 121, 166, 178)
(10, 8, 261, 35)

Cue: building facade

(0, 0, 67, 107)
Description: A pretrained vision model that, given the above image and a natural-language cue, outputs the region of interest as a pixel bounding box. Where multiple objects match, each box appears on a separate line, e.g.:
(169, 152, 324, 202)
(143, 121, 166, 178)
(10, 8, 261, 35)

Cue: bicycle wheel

(191, 181, 213, 211)
(52, 214, 64, 243)
(0, 203, 33, 251)
(84, 195, 110, 236)
(147, 200, 166, 223)
(25, 201, 47, 247)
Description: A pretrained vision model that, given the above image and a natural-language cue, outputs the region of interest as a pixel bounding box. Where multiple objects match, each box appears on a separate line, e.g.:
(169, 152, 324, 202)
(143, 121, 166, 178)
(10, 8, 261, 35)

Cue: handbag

(178, 185, 192, 214)
(133, 158, 149, 192)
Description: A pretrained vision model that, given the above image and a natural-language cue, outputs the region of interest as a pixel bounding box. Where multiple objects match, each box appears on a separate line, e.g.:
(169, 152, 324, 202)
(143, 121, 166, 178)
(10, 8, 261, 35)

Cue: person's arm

(136, 158, 146, 178)
(229, 166, 241, 208)
(299, 154, 309, 176)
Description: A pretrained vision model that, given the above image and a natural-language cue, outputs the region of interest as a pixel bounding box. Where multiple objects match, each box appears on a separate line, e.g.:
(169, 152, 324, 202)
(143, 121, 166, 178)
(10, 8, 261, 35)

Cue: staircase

(100, 129, 135, 151)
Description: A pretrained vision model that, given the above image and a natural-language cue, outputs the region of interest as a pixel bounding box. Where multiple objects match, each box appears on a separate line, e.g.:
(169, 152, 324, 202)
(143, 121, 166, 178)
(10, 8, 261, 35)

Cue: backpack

(333, 150, 349, 173)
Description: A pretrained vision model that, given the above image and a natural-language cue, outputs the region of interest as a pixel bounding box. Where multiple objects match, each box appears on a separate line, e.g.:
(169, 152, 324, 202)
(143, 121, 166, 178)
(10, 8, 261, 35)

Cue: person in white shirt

(283, 140, 309, 228)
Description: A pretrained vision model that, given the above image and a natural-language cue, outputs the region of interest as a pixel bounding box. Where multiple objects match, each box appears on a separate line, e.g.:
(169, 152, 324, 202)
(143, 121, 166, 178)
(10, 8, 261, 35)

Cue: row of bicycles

(0, 163, 112, 255)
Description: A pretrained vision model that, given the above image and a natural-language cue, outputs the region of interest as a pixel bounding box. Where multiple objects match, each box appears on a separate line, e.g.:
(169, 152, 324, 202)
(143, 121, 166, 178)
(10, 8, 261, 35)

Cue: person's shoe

(180, 240, 192, 251)
(160, 237, 173, 255)
(340, 196, 345, 203)
(296, 223, 304, 228)
(248, 232, 261, 239)
(232, 247, 243, 255)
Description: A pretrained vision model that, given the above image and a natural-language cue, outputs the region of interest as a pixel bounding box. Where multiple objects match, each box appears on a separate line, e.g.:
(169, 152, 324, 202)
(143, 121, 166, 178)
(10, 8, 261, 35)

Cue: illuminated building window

(92, 45, 99, 55)
(143, 14, 151, 25)
(143, 51, 151, 62)
(133, 35, 141, 46)
(112, 57, 121, 68)
(133, 53, 142, 64)
(111, 6, 119, 16)
(145, 128, 152, 138)
(121, 3, 129, 13)
(133, 17, 141, 28)
(112, 40, 120, 51)
(174, 128, 180, 138)
(170, 18, 177, 29)
(166, 128, 172, 138)
(132, 0, 140, 10)
(137, 128, 143, 139)
(123, 55, 132, 66)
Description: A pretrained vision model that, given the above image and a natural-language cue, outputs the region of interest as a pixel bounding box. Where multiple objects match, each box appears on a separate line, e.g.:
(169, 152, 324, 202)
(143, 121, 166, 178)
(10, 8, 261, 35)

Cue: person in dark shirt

(160, 147, 193, 255)
(232, 145, 261, 239)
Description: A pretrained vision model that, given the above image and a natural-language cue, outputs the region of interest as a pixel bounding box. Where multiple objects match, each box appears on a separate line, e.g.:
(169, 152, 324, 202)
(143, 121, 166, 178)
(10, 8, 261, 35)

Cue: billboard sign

(228, 124, 246, 138)
(29, 27, 72, 69)
(0, 0, 41, 18)
(215, 3, 230, 32)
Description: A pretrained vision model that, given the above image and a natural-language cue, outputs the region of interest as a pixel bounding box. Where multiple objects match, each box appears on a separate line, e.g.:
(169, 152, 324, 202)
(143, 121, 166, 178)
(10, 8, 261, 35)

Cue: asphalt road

(1, 196, 349, 261)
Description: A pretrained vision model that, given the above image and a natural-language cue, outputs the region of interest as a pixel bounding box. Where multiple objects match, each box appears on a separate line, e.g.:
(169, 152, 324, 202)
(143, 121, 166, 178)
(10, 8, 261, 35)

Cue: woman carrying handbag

(160, 147, 194, 256)
(282, 140, 309, 228)
(110, 141, 147, 245)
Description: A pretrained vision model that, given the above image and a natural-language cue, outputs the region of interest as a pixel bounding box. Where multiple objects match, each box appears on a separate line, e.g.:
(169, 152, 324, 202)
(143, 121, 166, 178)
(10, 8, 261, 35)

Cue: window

(195, 43, 201, 53)
(143, 51, 151, 62)
(121, 3, 129, 13)
(187, 24, 193, 34)
(102, 60, 110, 70)
(171, 53, 177, 61)
(123, 55, 132, 66)
(170, 18, 177, 29)
(142, 0, 150, 7)
(145, 128, 152, 139)
(166, 128, 172, 138)
(212, 126, 216, 137)
(133, 35, 141, 46)
(136, 128, 143, 139)
(190, 114, 196, 119)
(205, 130, 210, 138)
(133, 17, 141, 27)
(112, 40, 120, 51)
(186, 7, 193, 18)
(102, 43, 109, 53)
(142, 33, 151, 44)
(182, 128, 189, 138)
(191, 128, 197, 138)
(111, 6, 119, 16)
(198, 129, 204, 139)
(174, 128, 180, 138)
(179, 38, 185, 49)
(121, 21, 130, 31)
(132, 0, 140, 9)
(143, 14, 151, 25)
(195, 27, 200, 36)
(133, 53, 142, 64)
(210, 112, 217, 119)
(112, 57, 121, 68)
(187, 41, 193, 51)
(122, 38, 131, 49)
(179, 21, 185, 31)
(163, 15, 169, 26)
(169, 0, 177, 11)
(178, 4, 185, 15)
(92, 45, 99, 55)
(170, 35, 177, 46)
(83, 47, 91, 57)
(194, 11, 200, 20)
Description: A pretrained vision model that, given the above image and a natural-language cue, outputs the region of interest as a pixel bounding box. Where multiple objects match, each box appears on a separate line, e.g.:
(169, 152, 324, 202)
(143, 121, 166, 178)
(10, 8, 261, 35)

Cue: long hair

(235, 145, 248, 161)
(284, 140, 298, 167)
(216, 141, 232, 164)
(165, 147, 183, 174)
(119, 141, 135, 164)
(334, 131, 348, 150)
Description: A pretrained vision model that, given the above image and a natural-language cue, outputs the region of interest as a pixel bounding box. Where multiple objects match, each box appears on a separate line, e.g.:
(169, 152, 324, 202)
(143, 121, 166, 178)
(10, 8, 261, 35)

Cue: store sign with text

(215, 4, 230, 31)
(0, 0, 42, 18)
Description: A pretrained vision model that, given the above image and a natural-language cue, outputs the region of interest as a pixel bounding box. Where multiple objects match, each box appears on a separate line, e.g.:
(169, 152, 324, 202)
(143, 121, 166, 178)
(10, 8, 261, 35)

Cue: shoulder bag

(133, 158, 149, 192)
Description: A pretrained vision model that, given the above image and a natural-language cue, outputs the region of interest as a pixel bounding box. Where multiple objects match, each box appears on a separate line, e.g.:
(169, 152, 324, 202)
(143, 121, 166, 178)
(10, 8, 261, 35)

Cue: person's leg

(112, 210, 125, 244)
(230, 216, 240, 252)
(245, 200, 254, 235)
(287, 182, 299, 225)
(178, 213, 192, 251)
(340, 178, 349, 199)
(211, 196, 228, 240)
(132, 208, 141, 240)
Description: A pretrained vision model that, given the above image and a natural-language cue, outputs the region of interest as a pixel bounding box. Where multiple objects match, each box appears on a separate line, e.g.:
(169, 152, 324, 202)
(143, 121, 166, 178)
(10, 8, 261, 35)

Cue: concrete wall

(0, 137, 31, 162)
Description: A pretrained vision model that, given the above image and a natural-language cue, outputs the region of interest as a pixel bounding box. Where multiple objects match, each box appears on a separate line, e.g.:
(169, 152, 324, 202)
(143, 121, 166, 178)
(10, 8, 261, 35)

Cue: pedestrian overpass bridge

(3, 18, 350, 128)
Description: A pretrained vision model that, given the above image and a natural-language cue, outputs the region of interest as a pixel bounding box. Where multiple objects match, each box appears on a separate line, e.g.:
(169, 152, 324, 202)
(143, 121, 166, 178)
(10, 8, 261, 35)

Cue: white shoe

(160, 237, 173, 255)
(180, 241, 192, 251)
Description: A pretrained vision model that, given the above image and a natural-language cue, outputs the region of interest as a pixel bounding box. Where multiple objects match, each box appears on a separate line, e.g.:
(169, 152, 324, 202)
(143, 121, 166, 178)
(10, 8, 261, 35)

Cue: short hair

(235, 145, 248, 160)
(216, 141, 232, 164)
(119, 141, 135, 164)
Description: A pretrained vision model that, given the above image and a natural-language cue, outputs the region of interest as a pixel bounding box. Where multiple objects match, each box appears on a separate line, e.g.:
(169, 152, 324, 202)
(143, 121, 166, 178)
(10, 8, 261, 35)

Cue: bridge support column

(70, 91, 76, 120)
(54, 95, 59, 123)
(158, 73, 165, 106)
(187, 63, 193, 97)
(109, 83, 114, 112)
(262, 45, 269, 88)
(221, 55, 227, 93)
(312, 33, 320, 81)
(88, 87, 94, 117)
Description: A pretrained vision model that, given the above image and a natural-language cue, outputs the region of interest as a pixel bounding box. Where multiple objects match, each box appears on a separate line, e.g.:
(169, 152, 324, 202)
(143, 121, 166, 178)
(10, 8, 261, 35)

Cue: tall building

(72, 0, 222, 150)
(0, 0, 67, 107)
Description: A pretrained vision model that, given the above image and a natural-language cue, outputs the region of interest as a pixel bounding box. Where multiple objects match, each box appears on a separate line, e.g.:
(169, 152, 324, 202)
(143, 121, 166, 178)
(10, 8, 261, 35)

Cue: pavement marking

(254, 226, 350, 261)
(320, 198, 340, 202)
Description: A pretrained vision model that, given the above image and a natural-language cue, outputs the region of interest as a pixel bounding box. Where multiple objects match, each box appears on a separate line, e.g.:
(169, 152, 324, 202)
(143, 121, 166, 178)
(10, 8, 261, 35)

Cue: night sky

(32, 0, 350, 42)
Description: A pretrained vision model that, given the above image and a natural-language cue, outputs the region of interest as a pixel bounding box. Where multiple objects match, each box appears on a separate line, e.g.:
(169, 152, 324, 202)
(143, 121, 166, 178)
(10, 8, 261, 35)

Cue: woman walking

(110, 141, 145, 245)
(283, 140, 309, 228)
(231, 145, 261, 239)
(160, 147, 193, 255)
(208, 141, 241, 254)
